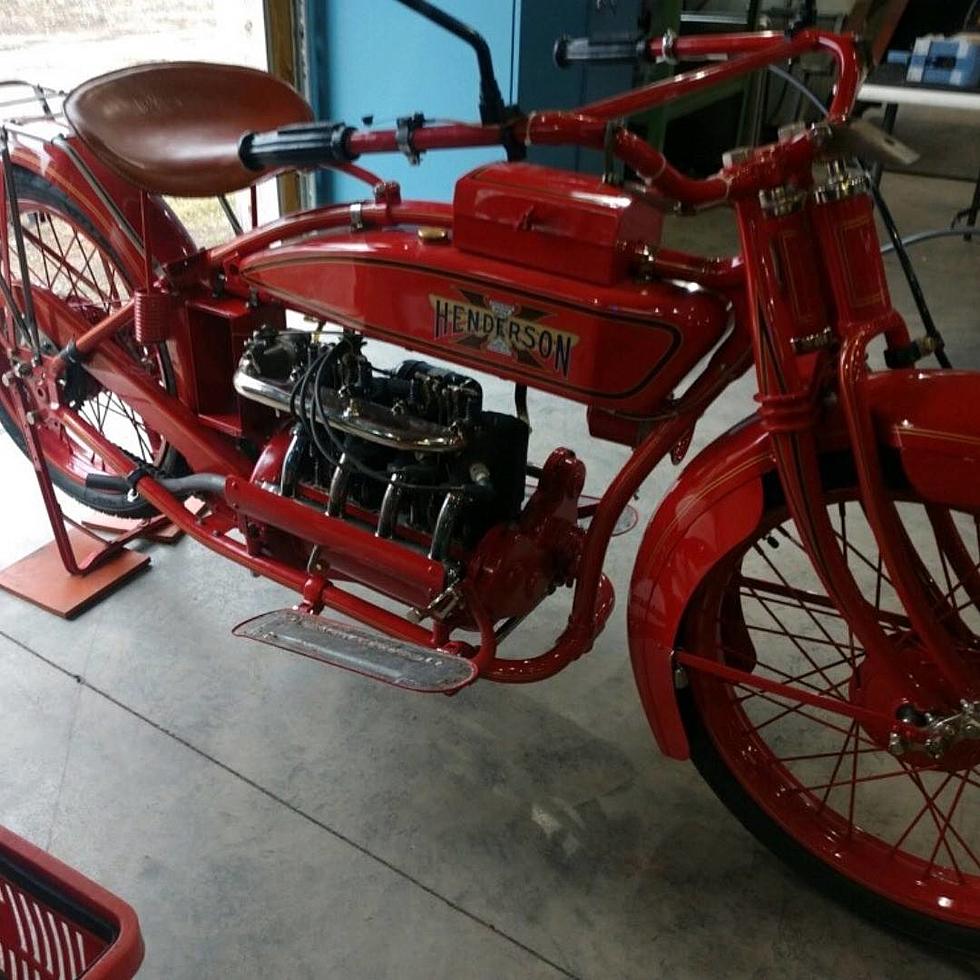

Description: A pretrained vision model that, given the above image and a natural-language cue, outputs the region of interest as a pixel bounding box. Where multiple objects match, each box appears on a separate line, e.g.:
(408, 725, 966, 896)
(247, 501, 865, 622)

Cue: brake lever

(820, 117, 920, 168)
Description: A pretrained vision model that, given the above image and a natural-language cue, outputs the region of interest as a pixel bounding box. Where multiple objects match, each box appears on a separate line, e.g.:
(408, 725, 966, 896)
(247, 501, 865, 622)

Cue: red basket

(0, 827, 143, 979)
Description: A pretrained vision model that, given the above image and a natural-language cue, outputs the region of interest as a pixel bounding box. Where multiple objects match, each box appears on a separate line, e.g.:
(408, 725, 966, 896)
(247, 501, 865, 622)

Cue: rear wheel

(679, 454, 980, 951)
(0, 168, 182, 516)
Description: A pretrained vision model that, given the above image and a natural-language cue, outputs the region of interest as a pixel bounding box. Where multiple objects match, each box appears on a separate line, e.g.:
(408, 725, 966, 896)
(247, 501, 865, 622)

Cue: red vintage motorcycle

(3, 0, 980, 951)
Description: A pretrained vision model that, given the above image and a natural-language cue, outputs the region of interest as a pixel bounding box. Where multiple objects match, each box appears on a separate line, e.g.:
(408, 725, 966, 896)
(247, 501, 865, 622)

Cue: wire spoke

(747, 545, 859, 689)
(924, 774, 970, 878)
(737, 687, 877, 745)
(743, 575, 850, 698)
(898, 770, 965, 881)
(694, 489, 980, 899)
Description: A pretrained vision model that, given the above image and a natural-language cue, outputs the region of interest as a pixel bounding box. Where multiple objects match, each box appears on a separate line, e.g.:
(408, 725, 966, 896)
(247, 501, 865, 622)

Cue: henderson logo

(430, 290, 580, 378)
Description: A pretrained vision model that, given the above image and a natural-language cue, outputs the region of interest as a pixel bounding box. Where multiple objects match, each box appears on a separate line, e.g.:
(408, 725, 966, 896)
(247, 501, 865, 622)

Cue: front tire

(677, 453, 980, 952)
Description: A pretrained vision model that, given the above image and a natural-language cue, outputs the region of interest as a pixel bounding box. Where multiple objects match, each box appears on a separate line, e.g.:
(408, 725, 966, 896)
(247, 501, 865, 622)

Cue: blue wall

(306, 0, 519, 202)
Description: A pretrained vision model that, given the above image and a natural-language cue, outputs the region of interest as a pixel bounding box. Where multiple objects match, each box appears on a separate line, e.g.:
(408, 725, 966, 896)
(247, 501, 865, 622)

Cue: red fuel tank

(238, 170, 729, 419)
(453, 162, 664, 286)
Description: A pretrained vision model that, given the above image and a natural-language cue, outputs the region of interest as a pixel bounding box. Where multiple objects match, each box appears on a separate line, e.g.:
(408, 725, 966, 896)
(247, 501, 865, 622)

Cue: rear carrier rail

(0, 81, 68, 135)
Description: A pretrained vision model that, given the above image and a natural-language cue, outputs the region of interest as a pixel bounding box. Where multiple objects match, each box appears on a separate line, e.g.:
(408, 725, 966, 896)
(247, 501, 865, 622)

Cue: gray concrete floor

(1, 162, 979, 977)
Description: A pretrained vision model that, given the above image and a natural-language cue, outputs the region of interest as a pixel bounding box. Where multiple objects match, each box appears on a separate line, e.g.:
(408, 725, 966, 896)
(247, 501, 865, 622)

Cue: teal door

(306, 0, 518, 202)
(305, 0, 641, 202)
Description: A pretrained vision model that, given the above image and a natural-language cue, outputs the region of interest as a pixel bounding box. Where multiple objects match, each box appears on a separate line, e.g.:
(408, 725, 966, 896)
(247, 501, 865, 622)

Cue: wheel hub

(851, 639, 980, 770)
(888, 701, 980, 770)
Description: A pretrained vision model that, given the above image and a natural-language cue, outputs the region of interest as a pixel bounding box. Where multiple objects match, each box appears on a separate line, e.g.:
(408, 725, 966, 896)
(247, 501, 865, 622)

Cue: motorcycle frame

(3, 28, 978, 750)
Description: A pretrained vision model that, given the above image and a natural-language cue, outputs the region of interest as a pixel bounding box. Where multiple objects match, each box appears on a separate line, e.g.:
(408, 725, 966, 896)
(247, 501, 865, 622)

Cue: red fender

(627, 415, 774, 760)
(629, 367, 980, 761)
(10, 136, 199, 402)
(866, 369, 980, 514)
(11, 135, 197, 273)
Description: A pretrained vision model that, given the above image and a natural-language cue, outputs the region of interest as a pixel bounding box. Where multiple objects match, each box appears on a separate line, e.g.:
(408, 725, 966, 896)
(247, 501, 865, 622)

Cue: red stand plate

(0, 526, 150, 619)
(81, 497, 206, 544)
(81, 512, 183, 544)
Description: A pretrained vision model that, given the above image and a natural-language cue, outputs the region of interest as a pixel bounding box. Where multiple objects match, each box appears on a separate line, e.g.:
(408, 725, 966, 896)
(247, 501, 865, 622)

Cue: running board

(233, 609, 478, 693)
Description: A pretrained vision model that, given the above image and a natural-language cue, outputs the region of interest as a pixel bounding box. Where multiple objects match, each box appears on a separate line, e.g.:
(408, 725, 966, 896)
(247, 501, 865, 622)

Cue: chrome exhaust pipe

(232, 356, 466, 454)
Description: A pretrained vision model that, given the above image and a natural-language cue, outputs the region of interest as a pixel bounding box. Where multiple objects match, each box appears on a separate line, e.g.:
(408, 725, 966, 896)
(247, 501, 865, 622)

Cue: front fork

(734, 164, 979, 745)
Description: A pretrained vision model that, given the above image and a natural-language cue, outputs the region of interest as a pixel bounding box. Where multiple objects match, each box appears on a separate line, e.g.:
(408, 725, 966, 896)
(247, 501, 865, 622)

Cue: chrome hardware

(889, 701, 980, 761)
(326, 453, 352, 518)
(602, 119, 624, 186)
(407, 583, 464, 624)
(759, 184, 807, 217)
(722, 146, 753, 169)
(791, 327, 835, 355)
(234, 608, 477, 693)
(429, 491, 466, 562)
(307, 545, 329, 577)
(634, 243, 659, 282)
(377, 471, 406, 539)
(416, 226, 448, 243)
(233, 356, 467, 454)
(350, 201, 365, 231)
(279, 427, 307, 497)
(813, 160, 871, 204)
(777, 120, 807, 143)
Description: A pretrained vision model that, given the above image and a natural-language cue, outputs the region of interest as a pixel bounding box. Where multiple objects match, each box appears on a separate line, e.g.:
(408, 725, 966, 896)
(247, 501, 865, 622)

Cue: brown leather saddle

(64, 62, 313, 198)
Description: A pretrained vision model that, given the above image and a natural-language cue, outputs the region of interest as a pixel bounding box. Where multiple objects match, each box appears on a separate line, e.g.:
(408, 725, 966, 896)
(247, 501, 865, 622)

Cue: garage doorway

(2, 0, 271, 244)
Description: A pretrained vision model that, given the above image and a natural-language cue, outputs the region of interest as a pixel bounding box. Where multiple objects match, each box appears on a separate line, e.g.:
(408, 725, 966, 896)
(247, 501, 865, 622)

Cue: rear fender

(11, 135, 199, 403)
(12, 135, 197, 275)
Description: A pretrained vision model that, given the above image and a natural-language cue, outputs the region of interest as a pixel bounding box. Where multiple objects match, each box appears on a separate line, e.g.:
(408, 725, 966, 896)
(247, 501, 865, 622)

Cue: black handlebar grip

(239, 121, 358, 171)
(554, 34, 647, 68)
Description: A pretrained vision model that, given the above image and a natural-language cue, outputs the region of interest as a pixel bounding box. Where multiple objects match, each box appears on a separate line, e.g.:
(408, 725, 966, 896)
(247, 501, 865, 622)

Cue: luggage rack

(0, 81, 68, 135)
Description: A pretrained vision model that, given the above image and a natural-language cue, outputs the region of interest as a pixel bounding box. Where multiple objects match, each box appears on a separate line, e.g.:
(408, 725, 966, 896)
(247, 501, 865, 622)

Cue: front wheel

(678, 453, 980, 952)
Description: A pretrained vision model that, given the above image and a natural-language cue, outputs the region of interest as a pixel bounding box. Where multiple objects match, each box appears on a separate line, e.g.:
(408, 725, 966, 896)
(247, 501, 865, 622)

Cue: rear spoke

(6, 200, 169, 486)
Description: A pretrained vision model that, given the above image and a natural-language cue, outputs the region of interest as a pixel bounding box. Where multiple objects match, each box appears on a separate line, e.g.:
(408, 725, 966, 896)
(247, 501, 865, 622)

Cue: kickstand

(0, 385, 153, 617)
(0, 128, 154, 616)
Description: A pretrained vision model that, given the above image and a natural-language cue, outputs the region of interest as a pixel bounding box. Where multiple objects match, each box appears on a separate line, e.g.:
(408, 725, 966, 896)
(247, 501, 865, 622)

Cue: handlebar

(553, 34, 649, 68)
(237, 28, 863, 209)
(240, 122, 356, 172)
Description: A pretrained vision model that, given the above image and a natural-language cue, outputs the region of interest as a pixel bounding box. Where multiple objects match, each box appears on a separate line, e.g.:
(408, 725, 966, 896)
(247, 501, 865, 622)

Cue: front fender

(627, 415, 774, 760)
(867, 369, 980, 513)
(629, 367, 980, 761)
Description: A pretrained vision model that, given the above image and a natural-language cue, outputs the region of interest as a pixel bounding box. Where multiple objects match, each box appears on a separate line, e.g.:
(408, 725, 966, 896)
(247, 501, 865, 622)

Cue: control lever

(554, 33, 648, 68)
(820, 117, 920, 168)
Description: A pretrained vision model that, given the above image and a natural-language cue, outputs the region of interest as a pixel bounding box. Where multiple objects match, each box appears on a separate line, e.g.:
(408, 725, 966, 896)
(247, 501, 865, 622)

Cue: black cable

(292, 340, 473, 495)
(866, 168, 952, 368)
(880, 226, 980, 253)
